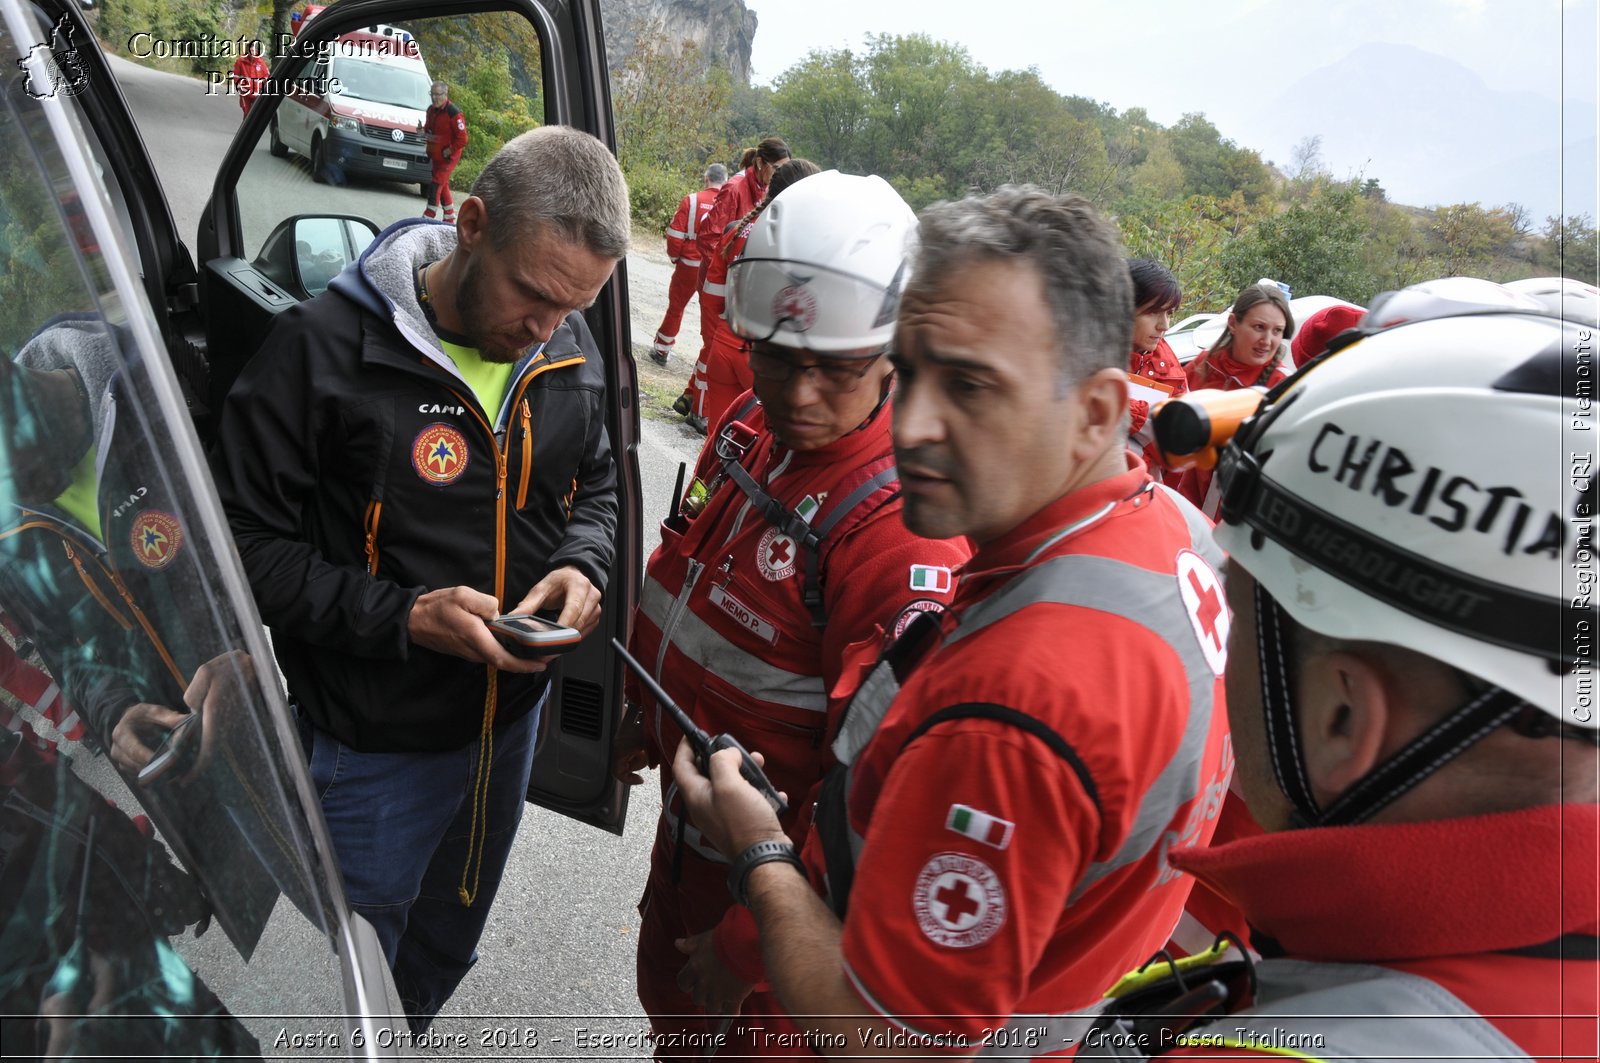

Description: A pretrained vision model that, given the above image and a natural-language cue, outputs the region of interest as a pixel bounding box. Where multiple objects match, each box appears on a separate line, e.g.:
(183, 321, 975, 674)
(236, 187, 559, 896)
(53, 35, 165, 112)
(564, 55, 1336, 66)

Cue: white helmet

(1362, 275, 1544, 330)
(1215, 279, 1591, 718)
(725, 170, 917, 354)
(1504, 275, 1600, 328)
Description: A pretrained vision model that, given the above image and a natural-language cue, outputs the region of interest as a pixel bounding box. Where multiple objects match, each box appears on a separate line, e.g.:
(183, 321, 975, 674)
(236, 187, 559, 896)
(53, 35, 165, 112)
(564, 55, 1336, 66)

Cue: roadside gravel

(624, 233, 702, 425)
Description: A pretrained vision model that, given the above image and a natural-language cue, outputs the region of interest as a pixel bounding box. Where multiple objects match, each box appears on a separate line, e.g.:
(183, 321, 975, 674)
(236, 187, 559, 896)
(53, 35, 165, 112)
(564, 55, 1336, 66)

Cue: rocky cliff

(599, 0, 757, 85)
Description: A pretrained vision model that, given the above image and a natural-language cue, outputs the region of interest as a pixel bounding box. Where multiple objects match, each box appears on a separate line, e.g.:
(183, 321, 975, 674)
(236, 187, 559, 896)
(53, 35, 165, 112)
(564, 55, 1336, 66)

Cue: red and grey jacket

(696, 165, 766, 266)
(1094, 804, 1599, 1060)
(213, 220, 616, 753)
(665, 187, 719, 268)
(630, 393, 970, 866)
(423, 101, 468, 166)
(699, 216, 752, 334)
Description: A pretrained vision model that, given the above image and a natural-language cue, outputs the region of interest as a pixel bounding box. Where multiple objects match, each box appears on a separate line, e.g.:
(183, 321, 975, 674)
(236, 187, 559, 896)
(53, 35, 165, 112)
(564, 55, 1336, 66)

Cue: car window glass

(1, 4, 359, 1052)
(237, 11, 546, 265)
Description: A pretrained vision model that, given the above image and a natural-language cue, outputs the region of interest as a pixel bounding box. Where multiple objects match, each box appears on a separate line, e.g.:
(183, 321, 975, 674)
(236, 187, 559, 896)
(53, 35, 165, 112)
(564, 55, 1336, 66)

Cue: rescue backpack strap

(801, 464, 900, 626)
(815, 763, 854, 918)
(900, 703, 1102, 819)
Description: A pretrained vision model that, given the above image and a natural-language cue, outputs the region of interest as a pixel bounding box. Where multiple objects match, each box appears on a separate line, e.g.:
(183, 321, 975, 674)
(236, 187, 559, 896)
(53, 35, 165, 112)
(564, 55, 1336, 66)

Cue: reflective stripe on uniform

(639, 575, 827, 713)
(822, 493, 1222, 912)
(703, 280, 727, 296)
(945, 552, 1220, 902)
(666, 226, 689, 239)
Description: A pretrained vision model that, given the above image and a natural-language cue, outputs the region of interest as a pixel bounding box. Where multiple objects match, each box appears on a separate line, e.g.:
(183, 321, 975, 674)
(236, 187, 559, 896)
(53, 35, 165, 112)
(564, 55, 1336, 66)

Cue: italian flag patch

(909, 564, 952, 593)
(946, 804, 1014, 849)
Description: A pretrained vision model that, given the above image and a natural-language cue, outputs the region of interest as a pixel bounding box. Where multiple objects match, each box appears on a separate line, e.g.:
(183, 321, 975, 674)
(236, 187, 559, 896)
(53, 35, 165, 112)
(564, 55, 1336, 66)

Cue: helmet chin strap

(1254, 581, 1528, 828)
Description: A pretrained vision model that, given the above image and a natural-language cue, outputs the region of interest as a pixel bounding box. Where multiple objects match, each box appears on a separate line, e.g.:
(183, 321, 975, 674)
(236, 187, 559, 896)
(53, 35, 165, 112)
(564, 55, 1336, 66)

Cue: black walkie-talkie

(611, 638, 788, 816)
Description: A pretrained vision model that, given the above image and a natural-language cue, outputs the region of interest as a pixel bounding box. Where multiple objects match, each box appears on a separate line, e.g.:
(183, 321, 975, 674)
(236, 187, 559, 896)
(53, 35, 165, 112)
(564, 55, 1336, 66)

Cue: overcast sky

(747, 0, 1594, 113)
(743, 0, 1596, 214)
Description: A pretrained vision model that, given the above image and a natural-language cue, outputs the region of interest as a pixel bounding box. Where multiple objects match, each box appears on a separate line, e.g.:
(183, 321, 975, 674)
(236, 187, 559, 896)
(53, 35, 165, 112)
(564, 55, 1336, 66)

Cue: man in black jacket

(212, 125, 630, 1031)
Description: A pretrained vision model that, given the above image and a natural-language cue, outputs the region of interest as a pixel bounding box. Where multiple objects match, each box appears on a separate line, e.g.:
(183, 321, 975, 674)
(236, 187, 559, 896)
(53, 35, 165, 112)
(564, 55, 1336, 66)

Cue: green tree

(1222, 179, 1372, 302)
(1427, 203, 1520, 277)
(859, 34, 980, 188)
(770, 49, 869, 171)
(1538, 214, 1600, 282)
(1167, 113, 1272, 203)
(1118, 195, 1240, 313)
(962, 69, 1114, 205)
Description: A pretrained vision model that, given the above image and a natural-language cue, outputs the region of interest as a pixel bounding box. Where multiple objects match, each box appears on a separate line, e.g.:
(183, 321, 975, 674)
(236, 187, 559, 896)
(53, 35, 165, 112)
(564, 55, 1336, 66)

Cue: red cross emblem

(933, 877, 983, 927)
(913, 852, 1006, 948)
(757, 528, 797, 581)
(1176, 550, 1229, 675)
(771, 284, 818, 330)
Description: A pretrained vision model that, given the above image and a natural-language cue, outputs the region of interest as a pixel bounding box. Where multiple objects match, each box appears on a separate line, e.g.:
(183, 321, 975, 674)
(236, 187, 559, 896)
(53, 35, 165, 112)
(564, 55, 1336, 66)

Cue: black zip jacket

(211, 222, 618, 752)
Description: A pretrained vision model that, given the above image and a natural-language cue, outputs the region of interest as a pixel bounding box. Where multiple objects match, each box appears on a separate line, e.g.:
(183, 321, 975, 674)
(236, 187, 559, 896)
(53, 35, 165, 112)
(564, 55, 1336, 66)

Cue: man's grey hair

(430, 80, 448, 94)
(911, 185, 1132, 394)
(705, 162, 728, 186)
(471, 126, 631, 260)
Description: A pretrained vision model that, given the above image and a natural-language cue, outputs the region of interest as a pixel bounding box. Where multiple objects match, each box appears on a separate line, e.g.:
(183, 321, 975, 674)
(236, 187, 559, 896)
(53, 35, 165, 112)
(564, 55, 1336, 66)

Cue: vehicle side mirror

(253, 215, 379, 299)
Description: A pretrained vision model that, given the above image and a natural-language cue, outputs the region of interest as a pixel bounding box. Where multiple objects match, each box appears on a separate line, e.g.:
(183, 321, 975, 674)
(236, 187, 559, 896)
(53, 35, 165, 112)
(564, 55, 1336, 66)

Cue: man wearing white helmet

(617, 170, 972, 1058)
(1087, 277, 1599, 1057)
(677, 186, 1234, 1053)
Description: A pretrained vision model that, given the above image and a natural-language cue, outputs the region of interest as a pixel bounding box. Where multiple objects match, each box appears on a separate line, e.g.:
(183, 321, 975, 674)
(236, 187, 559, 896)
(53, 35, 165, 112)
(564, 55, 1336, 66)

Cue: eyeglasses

(747, 345, 883, 394)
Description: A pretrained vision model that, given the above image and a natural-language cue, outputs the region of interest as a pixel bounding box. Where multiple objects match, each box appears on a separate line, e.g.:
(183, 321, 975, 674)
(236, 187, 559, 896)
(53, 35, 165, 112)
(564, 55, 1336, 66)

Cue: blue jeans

(302, 696, 543, 1031)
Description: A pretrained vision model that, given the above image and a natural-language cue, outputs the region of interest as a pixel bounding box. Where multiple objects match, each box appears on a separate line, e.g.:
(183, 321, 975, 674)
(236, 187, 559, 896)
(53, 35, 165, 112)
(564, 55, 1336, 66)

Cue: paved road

(113, 51, 707, 1058)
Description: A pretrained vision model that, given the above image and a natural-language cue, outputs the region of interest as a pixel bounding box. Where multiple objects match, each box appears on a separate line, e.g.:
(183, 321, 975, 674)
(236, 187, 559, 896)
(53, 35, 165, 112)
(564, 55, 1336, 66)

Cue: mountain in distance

(1245, 42, 1594, 222)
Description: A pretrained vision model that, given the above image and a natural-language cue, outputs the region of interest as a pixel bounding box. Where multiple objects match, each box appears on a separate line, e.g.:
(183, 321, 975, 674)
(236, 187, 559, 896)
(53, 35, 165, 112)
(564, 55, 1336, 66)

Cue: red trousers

(655, 261, 700, 347)
(703, 321, 752, 430)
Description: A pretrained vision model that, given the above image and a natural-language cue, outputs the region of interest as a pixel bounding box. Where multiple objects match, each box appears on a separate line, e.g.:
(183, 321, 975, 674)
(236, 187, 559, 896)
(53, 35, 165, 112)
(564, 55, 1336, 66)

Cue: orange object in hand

(1152, 387, 1268, 471)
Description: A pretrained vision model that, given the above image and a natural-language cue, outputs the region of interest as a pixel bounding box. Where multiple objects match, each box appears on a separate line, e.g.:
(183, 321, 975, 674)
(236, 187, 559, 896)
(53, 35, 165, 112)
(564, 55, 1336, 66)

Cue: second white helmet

(725, 170, 917, 354)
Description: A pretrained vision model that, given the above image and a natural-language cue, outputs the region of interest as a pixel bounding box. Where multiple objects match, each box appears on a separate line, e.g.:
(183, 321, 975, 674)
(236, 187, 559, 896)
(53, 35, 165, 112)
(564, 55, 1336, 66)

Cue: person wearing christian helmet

(616, 170, 971, 1060)
(1088, 276, 1599, 1059)
(675, 186, 1232, 1055)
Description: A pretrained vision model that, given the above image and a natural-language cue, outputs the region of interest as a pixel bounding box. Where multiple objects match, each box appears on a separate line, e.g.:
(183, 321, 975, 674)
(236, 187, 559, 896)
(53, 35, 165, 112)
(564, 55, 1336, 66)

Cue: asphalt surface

(111, 50, 709, 1059)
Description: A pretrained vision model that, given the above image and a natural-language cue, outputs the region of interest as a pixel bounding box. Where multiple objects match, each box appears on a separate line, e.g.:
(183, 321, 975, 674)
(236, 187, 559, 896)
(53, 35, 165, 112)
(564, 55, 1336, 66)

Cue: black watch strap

(726, 840, 805, 907)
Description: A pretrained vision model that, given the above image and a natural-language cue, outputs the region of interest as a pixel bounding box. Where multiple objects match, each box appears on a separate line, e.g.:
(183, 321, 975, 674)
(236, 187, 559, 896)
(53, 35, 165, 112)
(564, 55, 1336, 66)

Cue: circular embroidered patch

(892, 598, 945, 640)
(1175, 549, 1229, 675)
(772, 284, 819, 331)
(912, 851, 1006, 948)
(129, 510, 184, 570)
(412, 423, 470, 486)
(756, 527, 797, 581)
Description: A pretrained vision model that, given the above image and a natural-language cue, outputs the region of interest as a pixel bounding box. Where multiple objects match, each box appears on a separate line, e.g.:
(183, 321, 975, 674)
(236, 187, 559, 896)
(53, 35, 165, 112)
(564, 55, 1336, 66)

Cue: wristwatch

(726, 839, 805, 907)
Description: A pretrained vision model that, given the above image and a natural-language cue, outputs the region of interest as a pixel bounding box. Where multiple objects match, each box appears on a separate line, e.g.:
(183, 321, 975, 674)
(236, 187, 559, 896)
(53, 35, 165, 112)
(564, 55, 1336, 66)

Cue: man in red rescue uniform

(1089, 278, 1598, 1059)
(615, 171, 972, 1060)
(676, 185, 1234, 1055)
(230, 41, 270, 117)
(422, 80, 468, 223)
(653, 163, 728, 369)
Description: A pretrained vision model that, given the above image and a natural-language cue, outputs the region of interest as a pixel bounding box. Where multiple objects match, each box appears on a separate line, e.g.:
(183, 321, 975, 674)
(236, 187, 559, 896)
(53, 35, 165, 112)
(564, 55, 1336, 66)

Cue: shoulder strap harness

(713, 400, 900, 626)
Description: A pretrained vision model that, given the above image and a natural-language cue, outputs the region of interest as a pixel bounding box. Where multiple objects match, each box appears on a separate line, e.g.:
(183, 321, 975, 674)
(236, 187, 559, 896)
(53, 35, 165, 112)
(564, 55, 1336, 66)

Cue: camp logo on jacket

(411, 423, 470, 486)
(129, 510, 184, 569)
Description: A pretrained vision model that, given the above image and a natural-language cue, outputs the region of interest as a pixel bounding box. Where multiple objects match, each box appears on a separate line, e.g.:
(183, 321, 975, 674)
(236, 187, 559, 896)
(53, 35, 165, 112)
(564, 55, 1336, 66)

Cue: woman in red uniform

(1125, 258, 1187, 478)
(1176, 282, 1295, 515)
(699, 158, 820, 430)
